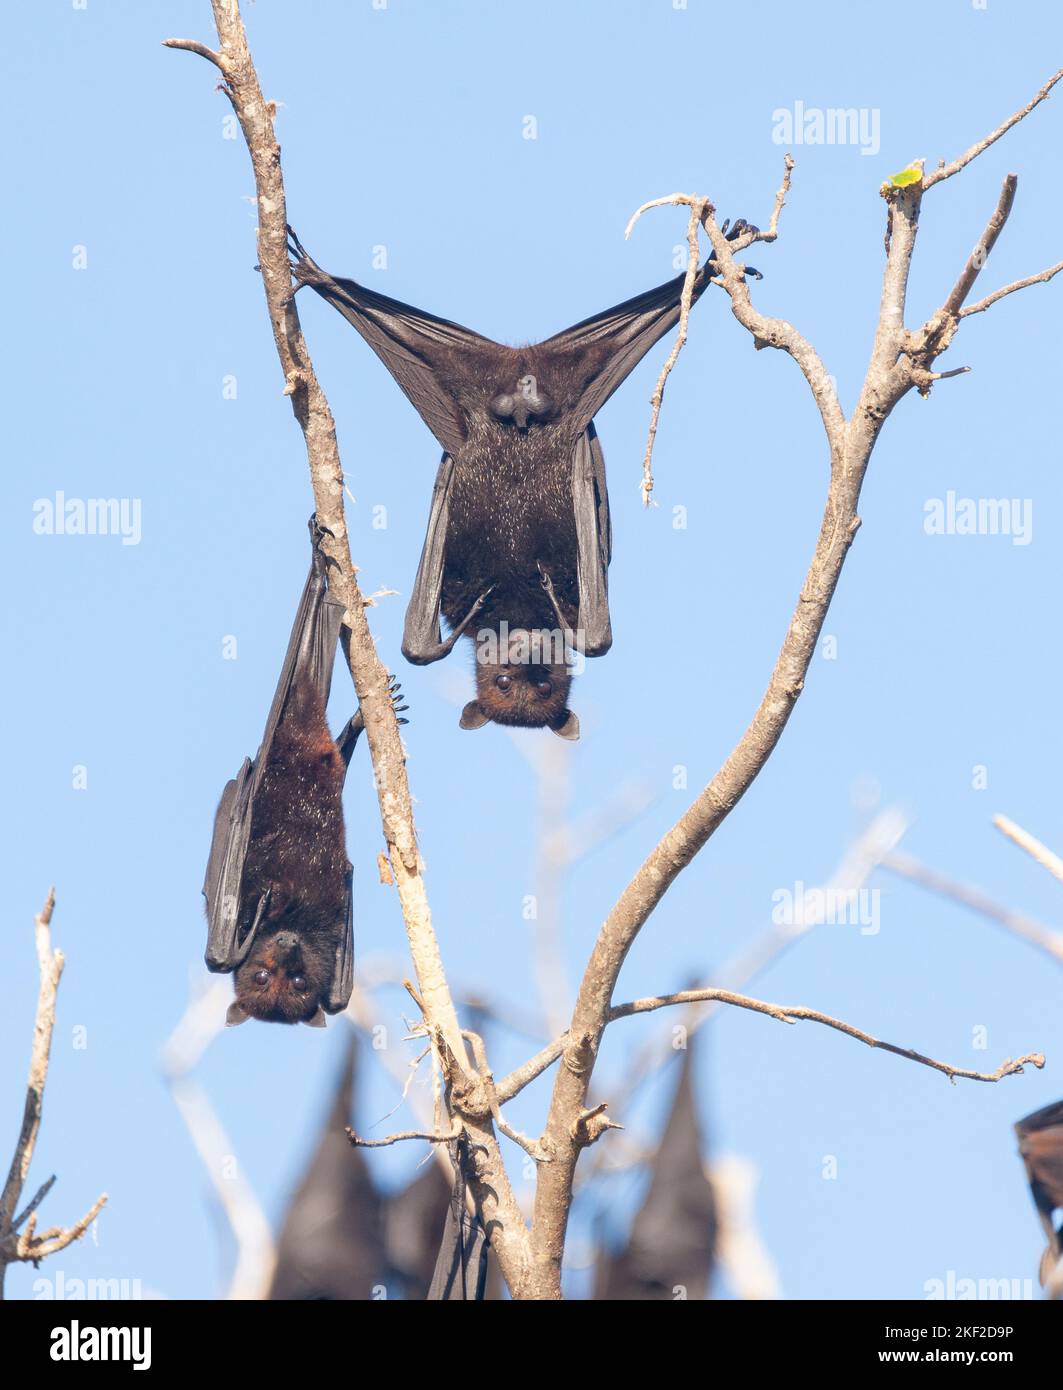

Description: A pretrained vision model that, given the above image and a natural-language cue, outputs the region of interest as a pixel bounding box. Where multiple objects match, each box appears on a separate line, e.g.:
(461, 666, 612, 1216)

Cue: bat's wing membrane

(203, 519, 350, 973)
(326, 867, 355, 1015)
(571, 425, 612, 657)
(203, 761, 256, 971)
(290, 237, 502, 458)
(540, 262, 717, 435)
(401, 454, 456, 664)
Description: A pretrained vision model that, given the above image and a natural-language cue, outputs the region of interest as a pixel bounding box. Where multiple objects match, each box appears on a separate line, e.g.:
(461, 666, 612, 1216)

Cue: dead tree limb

(0, 891, 107, 1296)
(524, 74, 1058, 1298)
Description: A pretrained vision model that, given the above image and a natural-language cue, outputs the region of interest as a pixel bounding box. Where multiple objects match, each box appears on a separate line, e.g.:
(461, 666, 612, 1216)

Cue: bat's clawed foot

(308, 514, 344, 575)
(287, 225, 322, 291)
(286, 224, 309, 261)
(723, 217, 759, 242)
(708, 218, 763, 281)
(387, 673, 410, 725)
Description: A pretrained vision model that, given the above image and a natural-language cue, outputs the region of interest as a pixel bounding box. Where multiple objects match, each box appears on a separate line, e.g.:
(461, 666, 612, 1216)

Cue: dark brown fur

(233, 672, 348, 1024)
(438, 341, 600, 729)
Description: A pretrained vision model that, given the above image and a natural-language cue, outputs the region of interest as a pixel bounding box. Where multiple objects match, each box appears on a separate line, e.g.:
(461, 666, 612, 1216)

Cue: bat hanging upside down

(1015, 1098, 1063, 1286)
(203, 516, 407, 1028)
(288, 221, 757, 739)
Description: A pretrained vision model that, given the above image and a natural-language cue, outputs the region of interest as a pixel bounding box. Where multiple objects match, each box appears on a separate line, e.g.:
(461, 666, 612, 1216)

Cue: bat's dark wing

(571, 424, 612, 657)
(289, 231, 503, 459)
(402, 454, 456, 665)
(539, 260, 718, 436)
(426, 1140, 489, 1301)
(203, 519, 352, 995)
(1016, 1098, 1063, 1278)
(544, 241, 752, 657)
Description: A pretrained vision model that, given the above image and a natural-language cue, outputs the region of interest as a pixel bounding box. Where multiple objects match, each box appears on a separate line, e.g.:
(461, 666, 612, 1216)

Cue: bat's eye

(535, 679, 553, 698)
(291, 974, 308, 992)
(253, 969, 269, 986)
(495, 674, 512, 693)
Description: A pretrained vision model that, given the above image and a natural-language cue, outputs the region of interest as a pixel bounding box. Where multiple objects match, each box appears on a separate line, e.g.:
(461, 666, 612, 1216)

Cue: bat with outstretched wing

(290, 222, 757, 738)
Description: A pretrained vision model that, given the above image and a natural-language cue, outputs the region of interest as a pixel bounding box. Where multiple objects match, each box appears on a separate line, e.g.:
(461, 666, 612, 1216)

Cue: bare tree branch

(161, 977, 276, 1300)
(626, 155, 796, 502)
(632, 195, 708, 506)
(607, 987, 1043, 1085)
(993, 813, 1063, 887)
(883, 849, 1063, 966)
(0, 891, 107, 1294)
(943, 175, 1017, 319)
(525, 70, 1058, 1296)
(923, 66, 1063, 189)
(347, 1125, 460, 1150)
(960, 261, 1063, 317)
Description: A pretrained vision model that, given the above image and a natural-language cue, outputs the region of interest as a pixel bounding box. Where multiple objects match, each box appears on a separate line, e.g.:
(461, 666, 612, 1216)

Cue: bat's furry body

(203, 518, 406, 1027)
(233, 669, 350, 1025)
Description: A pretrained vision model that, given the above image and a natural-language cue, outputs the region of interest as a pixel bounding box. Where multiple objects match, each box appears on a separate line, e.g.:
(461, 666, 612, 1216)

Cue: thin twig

(607, 988, 1044, 1085)
(993, 814, 1063, 887)
(12, 1195, 108, 1265)
(883, 849, 1063, 966)
(161, 37, 225, 70)
(923, 66, 1063, 189)
(961, 261, 1063, 317)
(633, 196, 708, 506)
(626, 155, 795, 503)
(346, 1124, 459, 1150)
(942, 175, 1017, 320)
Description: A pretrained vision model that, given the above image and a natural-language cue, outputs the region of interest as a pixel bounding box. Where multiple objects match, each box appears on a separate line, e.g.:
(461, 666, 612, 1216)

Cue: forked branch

(525, 68, 1058, 1298)
(0, 891, 107, 1295)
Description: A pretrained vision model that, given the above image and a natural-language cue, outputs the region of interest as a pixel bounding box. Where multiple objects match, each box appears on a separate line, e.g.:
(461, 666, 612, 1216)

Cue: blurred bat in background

(289, 222, 757, 739)
(203, 516, 406, 1027)
(1015, 1098, 1063, 1287)
(594, 1039, 717, 1300)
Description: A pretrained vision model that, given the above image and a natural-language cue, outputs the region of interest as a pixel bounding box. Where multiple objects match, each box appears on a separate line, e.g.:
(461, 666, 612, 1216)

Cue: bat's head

(461, 626, 579, 738)
(228, 928, 331, 1027)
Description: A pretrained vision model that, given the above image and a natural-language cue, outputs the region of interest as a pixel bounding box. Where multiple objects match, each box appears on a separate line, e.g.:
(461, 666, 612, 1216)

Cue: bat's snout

(272, 929, 302, 962)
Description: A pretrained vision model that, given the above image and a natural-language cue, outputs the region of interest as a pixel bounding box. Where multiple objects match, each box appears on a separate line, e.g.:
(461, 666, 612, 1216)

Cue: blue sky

(2, 0, 1062, 1300)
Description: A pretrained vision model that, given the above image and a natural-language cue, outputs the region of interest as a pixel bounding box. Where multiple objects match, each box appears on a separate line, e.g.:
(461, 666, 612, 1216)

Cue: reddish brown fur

(234, 671, 349, 1024)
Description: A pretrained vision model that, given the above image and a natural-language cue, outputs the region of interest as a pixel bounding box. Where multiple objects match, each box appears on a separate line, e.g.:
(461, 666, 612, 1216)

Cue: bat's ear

(225, 1001, 251, 1028)
(550, 710, 580, 742)
(303, 1007, 328, 1029)
(459, 701, 491, 731)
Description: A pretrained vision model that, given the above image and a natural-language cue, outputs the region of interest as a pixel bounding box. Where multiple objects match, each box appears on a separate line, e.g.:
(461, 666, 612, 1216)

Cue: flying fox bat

(289, 222, 757, 738)
(203, 517, 407, 1028)
(594, 1039, 717, 1300)
(1015, 1098, 1063, 1286)
(270, 1039, 385, 1298)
